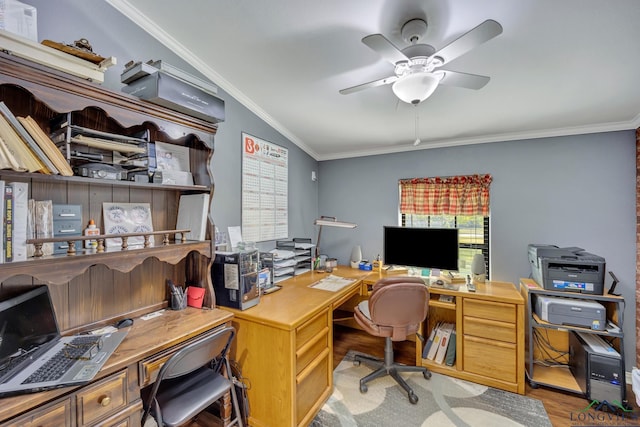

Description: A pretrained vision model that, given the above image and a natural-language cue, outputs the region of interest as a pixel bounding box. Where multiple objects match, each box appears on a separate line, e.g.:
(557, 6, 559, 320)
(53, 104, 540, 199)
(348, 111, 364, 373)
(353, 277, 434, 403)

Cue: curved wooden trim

(0, 242, 211, 284)
(0, 51, 218, 142)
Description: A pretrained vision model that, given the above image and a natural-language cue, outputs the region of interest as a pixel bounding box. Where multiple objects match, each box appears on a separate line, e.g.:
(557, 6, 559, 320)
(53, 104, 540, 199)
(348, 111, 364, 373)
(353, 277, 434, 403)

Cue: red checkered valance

(399, 174, 492, 216)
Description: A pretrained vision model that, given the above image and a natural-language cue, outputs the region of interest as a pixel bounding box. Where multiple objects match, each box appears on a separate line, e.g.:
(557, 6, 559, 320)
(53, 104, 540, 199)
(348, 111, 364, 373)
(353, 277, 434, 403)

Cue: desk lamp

(314, 216, 357, 269)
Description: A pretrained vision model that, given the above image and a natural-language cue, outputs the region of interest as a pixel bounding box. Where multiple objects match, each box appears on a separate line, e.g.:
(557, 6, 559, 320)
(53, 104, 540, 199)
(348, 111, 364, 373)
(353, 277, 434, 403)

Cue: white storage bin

(0, 0, 37, 41)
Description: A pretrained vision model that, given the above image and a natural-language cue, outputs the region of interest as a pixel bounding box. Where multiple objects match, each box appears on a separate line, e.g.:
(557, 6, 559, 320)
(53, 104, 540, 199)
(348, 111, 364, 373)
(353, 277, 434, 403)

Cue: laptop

(0, 286, 128, 397)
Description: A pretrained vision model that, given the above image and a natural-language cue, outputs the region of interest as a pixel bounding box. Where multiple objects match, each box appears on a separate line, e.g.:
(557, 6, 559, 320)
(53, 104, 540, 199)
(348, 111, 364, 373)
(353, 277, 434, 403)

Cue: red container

(186, 286, 205, 308)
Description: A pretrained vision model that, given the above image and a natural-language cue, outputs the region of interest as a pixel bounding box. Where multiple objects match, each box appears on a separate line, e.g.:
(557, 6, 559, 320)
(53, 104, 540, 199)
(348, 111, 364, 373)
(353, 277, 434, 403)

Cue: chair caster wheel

(359, 383, 368, 393)
(409, 391, 419, 404)
(423, 371, 431, 379)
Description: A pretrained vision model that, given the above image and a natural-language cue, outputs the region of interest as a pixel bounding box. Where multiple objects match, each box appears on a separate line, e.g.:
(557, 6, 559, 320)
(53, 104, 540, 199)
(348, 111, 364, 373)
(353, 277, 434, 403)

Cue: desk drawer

(463, 335, 516, 383)
(463, 317, 516, 343)
(296, 310, 329, 352)
(2, 398, 72, 427)
(463, 299, 515, 323)
(296, 349, 330, 426)
(139, 348, 173, 388)
(88, 398, 142, 427)
(77, 370, 128, 426)
(296, 327, 329, 376)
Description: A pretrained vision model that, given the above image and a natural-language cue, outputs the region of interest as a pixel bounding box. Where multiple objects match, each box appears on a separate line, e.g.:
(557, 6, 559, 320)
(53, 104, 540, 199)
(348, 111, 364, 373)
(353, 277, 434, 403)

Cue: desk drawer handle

(99, 395, 111, 407)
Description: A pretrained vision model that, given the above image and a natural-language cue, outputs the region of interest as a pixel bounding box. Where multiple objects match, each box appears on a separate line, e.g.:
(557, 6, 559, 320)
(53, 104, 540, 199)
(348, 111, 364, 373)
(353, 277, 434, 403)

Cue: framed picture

(102, 202, 154, 247)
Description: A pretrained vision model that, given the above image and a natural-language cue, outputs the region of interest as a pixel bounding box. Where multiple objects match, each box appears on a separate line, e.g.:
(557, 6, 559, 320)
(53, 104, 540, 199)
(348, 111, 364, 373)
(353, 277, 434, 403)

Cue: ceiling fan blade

(437, 70, 490, 90)
(339, 75, 398, 95)
(432, 19, 503, 66)
(362, 34, 408, 65)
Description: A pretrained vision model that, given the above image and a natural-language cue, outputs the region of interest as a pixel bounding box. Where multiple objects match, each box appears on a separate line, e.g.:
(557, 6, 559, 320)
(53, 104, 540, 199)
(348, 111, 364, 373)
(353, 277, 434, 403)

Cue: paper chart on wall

(241, 132, 288, 242)
(102, 202, 154, 248)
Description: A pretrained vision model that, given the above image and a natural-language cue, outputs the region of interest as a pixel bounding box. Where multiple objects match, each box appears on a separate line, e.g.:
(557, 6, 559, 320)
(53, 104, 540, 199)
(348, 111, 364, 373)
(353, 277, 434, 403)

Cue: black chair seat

(154, 366, 232, 427)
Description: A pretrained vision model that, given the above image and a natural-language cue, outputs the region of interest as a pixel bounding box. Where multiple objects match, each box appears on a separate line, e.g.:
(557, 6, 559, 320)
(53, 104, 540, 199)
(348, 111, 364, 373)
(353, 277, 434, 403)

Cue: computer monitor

(383, 226, 459, 271)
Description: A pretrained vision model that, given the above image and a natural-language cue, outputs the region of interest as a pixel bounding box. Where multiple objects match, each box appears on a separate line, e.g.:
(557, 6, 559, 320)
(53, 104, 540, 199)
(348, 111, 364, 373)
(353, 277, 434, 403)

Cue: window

(398, 174, 492, 277)
(402, 213, 489, 278)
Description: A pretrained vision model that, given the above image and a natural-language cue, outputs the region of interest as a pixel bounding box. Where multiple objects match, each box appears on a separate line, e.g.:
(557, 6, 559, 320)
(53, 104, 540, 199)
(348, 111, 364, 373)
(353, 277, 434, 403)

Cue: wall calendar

(241, 132, 288, 242)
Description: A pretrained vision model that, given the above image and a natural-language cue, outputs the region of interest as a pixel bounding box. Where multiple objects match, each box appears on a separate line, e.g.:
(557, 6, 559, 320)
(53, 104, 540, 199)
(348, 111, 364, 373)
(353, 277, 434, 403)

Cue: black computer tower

(212, 250, 260, 310)
(569, 331, 625, 403)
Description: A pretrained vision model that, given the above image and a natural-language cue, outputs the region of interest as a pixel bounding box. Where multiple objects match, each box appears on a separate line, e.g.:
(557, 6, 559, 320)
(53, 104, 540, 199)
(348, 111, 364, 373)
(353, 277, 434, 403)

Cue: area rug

(311, 350, 551, 427)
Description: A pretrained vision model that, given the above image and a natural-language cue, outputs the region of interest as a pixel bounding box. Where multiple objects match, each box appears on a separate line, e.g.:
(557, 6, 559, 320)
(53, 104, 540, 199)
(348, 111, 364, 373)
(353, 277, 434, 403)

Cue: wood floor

(333, 325, 639, 427)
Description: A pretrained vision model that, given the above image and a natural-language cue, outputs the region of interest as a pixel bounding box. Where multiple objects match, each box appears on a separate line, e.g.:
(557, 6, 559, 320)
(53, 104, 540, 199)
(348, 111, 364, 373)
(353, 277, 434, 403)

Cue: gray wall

(25, 1, 636, 370)
(27, 0, 319, 252)
(318, 131, 637, 366)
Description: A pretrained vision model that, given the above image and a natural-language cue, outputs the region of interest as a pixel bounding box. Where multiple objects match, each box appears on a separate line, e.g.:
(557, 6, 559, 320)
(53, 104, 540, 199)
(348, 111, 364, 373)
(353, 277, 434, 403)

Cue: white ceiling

(108, 0, 640, 161)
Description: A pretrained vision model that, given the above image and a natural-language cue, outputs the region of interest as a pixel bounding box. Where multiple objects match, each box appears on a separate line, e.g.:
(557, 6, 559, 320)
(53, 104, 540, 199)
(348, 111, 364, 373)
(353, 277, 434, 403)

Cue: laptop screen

(0, 286, 59, 366)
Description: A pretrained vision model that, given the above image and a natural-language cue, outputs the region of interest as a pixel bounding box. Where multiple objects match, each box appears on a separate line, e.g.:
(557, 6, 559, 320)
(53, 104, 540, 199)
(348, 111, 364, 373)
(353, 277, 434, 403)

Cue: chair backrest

(367, 277, 429, 340)
(159, 326, 235, 381)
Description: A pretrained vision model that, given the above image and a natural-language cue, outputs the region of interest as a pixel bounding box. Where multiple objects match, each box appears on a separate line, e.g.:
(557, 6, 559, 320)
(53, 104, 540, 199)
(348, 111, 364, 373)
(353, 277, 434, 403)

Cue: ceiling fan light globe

(392, 72, 439, 104)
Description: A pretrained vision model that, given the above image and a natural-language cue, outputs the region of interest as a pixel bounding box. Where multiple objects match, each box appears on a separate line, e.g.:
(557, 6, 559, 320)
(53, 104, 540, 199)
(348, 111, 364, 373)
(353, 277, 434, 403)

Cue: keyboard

(0, 351, 32, 381)
(22, 336, 101, 384)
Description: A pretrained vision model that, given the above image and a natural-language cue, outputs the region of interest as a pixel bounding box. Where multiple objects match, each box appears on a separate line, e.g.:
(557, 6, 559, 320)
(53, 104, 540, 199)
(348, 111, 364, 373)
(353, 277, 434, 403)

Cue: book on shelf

(10, 182, 28, 262)
(444, 329, 457, 366)
(426, 322, 444, 360)
(0, 108, 47, 173)
(0, 180, 4, 262)
(175, 193, 210, 241)
(434, 322, 454, 364)
(18, 116, 74, 176)
(0, 102, 59, 174)
(0, 134, 24, 172)
(4, 184, 12, 262)
(422, 323, 438, 359)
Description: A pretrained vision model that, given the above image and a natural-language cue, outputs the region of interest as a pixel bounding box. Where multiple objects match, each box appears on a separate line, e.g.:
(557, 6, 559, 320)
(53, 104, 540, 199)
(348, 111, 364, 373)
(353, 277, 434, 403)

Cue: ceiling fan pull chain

(414, 107, 421, 146)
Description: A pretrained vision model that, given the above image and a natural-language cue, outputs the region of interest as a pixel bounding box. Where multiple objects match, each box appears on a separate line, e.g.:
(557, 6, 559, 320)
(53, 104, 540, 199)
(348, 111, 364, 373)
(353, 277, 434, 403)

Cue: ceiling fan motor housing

(401, 18, 428, 44)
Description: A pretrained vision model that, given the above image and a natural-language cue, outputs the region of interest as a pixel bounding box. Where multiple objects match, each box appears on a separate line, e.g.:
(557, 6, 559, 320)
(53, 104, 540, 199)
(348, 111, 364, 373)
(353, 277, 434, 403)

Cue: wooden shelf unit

(0, 50, 225, 426)
(0, 51, 219, 324)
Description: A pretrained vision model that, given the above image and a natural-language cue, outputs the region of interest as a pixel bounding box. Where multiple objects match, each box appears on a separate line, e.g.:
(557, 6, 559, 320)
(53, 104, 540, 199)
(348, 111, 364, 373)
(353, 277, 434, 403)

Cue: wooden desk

(362, 273, 526, 394)
(0, 307, 233, 426)
(227, 267, 369, 427)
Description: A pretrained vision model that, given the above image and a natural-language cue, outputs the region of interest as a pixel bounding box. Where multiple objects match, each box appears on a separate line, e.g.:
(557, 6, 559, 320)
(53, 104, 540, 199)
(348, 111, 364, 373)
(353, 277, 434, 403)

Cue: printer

(528, 244, 605, 294)
(534, 295, 606, 330)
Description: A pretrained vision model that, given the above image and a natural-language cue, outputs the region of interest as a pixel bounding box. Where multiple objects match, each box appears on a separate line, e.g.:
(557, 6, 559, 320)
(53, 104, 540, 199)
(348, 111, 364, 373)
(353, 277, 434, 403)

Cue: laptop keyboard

(22, 336, 102, 384)
(0, 352, 32, 380)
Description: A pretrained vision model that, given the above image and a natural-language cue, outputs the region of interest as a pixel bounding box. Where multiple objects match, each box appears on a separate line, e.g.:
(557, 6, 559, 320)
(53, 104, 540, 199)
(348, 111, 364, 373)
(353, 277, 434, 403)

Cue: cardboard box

(0, 0, 36, 42)
(122, 72, 225, 123)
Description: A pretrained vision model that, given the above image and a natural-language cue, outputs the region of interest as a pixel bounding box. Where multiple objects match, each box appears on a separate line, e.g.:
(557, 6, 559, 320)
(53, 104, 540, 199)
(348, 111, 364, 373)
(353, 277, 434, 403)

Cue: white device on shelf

(575, 331, 619, 357)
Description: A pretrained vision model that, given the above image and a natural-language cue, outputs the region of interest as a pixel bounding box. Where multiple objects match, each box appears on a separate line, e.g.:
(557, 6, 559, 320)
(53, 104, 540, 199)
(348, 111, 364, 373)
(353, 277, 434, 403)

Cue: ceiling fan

(340, 17, 503, 105)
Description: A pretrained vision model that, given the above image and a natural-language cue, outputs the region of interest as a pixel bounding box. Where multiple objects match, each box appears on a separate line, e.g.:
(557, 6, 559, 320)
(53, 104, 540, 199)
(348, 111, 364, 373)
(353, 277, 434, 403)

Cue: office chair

(141, 325, 243, 427)
(353, 276, 431, 404)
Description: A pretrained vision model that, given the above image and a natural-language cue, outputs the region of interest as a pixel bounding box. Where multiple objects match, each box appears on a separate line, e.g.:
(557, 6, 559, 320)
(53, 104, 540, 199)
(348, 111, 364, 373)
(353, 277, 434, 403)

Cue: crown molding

(107, 1, 640, 163)
(106, 0, 319, 160)
(316, 118, 640, 161)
